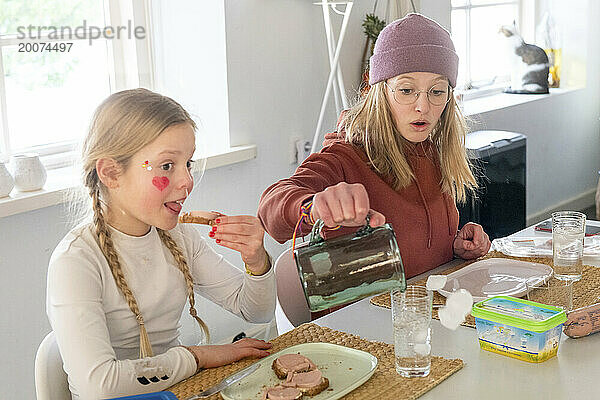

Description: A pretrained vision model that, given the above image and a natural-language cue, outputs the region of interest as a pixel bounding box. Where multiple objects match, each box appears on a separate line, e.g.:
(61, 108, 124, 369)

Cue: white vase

(11, 153, 47, 192)
(0, 161, 14, 198)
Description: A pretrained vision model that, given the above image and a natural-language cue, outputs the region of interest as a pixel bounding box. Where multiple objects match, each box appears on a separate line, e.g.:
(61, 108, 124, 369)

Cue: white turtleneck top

(47, 223, 276, 399)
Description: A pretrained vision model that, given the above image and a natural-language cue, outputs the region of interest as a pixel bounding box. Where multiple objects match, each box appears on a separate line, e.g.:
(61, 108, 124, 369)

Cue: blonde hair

(81, 88, 209, 358)
(341, 81, 476, 203)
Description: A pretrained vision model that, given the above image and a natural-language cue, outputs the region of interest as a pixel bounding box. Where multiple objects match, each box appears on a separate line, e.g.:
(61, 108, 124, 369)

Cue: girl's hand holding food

(209, 215, 270, 275)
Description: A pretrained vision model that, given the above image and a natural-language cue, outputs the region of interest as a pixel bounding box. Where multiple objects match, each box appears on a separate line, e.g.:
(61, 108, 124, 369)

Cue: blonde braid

(87, 171, 154, 358)
(157, 228, 210, 343)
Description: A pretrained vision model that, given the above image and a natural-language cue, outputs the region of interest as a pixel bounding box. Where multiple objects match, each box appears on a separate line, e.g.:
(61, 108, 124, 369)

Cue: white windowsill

(462, 87, 582, 116)
(0, 144, 257, 218)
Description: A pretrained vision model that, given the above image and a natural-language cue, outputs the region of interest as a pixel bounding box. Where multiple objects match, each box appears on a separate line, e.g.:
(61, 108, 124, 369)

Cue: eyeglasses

(384, 82, 451, 106)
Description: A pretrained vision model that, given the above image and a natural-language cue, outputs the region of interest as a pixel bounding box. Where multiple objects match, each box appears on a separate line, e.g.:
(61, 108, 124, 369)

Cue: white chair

(274, 246, 311, 334)
(35, 331, 71, 400)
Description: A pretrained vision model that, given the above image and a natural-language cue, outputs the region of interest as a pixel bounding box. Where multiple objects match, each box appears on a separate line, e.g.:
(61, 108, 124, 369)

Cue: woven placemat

(370, 251, 600, 328)
(167, 323, 463, 400)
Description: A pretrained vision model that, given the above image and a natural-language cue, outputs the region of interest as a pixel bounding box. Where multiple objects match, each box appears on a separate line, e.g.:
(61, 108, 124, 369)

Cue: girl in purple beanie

(259, 14, 490, 291)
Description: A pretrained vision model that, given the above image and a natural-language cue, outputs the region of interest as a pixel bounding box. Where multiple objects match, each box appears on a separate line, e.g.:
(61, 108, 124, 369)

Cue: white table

(313, 221, 600, 399)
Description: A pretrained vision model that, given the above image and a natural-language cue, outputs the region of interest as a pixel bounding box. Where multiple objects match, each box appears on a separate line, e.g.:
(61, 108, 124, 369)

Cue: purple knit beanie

(369, 13, 459, 87)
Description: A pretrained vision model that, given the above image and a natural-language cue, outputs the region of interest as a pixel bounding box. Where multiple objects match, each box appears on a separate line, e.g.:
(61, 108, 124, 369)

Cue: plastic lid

(471, 296, 566, 332)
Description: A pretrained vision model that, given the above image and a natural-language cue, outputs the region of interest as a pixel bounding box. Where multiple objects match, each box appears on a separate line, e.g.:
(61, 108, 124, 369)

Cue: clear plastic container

(471, 296, 566, 363)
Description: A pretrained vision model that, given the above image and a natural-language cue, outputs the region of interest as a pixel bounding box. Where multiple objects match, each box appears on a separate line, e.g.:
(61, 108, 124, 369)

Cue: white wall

(2, 1, 598, 398)
(472, 88, 600, 223)
(0, 204, 72, 398)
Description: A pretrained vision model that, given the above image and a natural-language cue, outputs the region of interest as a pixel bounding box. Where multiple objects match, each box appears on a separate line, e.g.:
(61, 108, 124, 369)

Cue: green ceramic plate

(221, 342, 378, 400)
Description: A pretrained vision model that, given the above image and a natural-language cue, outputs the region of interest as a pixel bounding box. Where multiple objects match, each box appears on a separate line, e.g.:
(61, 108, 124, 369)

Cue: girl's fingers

(212, 224, 261, 237)
(231, 339, 272, 360)
(315, 183, 374, 227)
(211, 217, 264, 247)
(368, 210, 386, 227)
(213, 215, 259, 226)
(234, 338, 272, 349)
(218, 228, 262, 238)
(211, 233, 262, 250)
(211, 231, 249, 243)
(337, 190, 356, 222)
(213, 240, 245, 253)
(314, 186, 377, 228)
(352, 198, 370, 224)
(239, 348, 270, 359)
(324, 196, 344, 224)
(209, 216, 264, 249)
(463, 241, 475, 250)
(470, 227, 483, 243)
(313, 198, 336, 227)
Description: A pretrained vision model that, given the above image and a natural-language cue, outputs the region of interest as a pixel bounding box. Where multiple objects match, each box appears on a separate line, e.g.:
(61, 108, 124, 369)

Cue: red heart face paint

(152, 176, 170, 191)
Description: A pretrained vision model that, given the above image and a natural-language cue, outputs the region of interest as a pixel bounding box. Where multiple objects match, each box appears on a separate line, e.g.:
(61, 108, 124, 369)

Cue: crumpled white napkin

(425, 274, 474, 329)
(437, 289, 473, 330)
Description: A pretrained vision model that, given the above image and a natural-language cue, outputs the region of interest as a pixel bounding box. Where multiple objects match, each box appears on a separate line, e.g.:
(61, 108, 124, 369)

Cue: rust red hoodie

(258, 127, 458, 279)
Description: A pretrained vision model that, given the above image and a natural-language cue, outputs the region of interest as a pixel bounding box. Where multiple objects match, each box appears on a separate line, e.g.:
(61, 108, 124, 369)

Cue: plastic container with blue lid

(471, 296, 567, 363)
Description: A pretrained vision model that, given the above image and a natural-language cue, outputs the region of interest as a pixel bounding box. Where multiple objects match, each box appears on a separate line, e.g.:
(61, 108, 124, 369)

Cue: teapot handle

(309, 214, 374, 245)
(308, 219, 326, 245)
(355, 213, 375, 237)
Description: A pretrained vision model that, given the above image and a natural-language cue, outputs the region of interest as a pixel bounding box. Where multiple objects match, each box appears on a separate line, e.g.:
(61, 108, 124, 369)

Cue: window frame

(0, 0, 154, 168)
(451, 0, 525, 97)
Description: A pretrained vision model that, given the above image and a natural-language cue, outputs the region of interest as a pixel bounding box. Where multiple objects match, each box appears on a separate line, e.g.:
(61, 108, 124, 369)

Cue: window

(451, 0, 523, 91)
(150, 0, 229, 157)
(0, 0, 151, 168)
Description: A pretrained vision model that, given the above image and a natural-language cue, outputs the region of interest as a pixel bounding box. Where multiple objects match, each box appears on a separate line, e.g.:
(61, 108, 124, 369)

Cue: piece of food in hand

(262, 386, 303, 400)
(271, 354, 317, 379)
(178, 211, 223, 225)
(282, 370, 329, 396)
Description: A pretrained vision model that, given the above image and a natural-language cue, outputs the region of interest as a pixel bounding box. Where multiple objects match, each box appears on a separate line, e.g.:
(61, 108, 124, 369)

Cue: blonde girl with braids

(47, 88, 275, 399)
(258, 14, 491, 289)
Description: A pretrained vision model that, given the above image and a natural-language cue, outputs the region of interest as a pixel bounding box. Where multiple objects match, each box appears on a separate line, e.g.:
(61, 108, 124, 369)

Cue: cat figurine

(500, 22, 549, 94)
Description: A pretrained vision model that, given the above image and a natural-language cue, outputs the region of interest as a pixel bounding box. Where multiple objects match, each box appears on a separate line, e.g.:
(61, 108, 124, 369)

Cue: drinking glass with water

(552, 211, 586, 281)
(391, 286, 433, 378)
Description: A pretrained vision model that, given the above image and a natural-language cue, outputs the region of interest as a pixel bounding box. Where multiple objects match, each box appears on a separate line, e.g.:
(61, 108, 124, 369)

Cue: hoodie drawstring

(445, 194, 454, 236)
(408, 143, 434, 249)
(413, 177, 433, 249)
